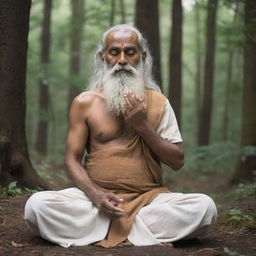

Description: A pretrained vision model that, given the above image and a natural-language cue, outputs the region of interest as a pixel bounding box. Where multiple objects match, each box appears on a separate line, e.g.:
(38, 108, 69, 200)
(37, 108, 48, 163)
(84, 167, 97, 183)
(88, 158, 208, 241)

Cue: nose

(118, 51, 127, 66)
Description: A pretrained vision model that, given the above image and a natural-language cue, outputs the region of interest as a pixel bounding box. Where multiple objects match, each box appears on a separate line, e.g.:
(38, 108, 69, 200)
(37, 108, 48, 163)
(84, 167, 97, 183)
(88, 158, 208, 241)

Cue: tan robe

(84, 90, 169, 248)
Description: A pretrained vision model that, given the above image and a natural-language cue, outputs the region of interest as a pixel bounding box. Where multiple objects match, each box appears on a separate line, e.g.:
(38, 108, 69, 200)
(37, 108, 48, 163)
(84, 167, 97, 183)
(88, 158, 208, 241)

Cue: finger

(108, 194, 123, 204)
(123, 95, 133, 111)
(127, 92, 138, 107)
(103, 200, 124, 213)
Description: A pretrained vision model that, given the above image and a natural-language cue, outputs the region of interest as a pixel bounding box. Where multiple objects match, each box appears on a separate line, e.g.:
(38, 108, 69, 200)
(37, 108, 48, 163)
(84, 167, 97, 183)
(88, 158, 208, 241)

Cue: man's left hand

(123, 92, 147, 131)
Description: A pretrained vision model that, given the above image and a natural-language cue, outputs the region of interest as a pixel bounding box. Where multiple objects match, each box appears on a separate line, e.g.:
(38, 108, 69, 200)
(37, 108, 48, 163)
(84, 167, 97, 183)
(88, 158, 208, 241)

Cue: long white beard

(102, 61, 145, 115)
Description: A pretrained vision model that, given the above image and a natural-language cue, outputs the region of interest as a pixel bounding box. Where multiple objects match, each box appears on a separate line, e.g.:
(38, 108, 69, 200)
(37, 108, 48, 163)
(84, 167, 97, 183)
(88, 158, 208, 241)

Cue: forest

(0, 0, 255, 255)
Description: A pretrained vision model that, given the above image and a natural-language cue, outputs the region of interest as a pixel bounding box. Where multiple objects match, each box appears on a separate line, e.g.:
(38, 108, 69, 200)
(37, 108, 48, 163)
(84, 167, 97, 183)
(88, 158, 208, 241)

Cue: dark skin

(64, 29, 184, 221)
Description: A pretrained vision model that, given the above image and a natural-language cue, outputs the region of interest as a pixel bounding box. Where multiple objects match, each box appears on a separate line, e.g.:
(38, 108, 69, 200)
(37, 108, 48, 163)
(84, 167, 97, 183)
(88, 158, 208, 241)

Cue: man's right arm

(64, 95, 124, 218)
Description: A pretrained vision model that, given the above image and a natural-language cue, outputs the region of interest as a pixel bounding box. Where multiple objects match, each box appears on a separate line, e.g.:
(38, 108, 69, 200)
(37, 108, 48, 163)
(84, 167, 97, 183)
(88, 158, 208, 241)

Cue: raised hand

(123, 92, 147, 131)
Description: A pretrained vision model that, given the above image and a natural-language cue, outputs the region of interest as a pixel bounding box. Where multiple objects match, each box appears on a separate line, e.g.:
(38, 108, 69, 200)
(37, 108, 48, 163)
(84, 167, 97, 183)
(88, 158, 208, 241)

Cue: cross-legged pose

(25, 24, 217, 248)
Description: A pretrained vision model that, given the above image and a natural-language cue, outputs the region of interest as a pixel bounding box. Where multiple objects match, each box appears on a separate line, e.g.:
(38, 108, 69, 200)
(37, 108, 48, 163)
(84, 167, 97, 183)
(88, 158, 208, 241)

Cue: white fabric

(24, 99, 211, 247)
(24, 188, 217, 248)
(156, 100, 183, 143)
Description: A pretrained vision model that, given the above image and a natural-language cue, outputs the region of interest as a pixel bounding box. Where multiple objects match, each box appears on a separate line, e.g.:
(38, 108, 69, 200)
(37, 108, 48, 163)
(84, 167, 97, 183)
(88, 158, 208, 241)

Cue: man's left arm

(123, 92, 184, 170)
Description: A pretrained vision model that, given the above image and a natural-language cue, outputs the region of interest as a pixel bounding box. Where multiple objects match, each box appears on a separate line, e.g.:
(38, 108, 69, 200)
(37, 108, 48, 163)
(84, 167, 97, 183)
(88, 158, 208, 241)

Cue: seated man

(24, 24, 217, 248)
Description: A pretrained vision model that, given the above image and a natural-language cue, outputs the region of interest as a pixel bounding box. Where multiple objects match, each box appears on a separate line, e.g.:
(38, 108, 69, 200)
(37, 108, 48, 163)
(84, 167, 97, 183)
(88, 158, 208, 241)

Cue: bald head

(88, 24, 160, 93)
(100, 29, 145, 69)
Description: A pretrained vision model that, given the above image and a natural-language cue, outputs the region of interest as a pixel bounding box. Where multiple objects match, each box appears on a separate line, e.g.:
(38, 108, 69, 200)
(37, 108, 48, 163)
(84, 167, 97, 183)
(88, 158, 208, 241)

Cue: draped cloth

(84, 89, 169, 248)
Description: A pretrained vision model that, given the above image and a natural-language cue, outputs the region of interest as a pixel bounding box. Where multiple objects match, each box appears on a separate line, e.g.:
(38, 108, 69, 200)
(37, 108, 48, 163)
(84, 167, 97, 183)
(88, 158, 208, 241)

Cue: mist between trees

(0, 0, 255, 188)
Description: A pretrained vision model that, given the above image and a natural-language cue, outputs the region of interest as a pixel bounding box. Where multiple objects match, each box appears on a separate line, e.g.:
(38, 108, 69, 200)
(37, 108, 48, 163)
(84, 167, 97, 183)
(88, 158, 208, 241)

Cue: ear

(142, 51, 147, 62)
(99, 51, 104, 61)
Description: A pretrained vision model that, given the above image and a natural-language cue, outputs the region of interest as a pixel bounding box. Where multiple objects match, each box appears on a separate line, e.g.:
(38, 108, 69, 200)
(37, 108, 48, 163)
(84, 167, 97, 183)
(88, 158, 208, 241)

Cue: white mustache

(110, 63, 137, 75)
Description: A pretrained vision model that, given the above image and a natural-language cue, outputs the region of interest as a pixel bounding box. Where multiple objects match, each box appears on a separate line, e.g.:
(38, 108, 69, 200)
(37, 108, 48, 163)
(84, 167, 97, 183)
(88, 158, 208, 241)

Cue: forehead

(104, 30, 139, 48)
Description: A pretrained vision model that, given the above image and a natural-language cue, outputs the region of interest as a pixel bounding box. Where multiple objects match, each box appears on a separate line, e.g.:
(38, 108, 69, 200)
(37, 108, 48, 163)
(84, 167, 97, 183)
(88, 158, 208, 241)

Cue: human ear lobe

(99, 51, 104, 61)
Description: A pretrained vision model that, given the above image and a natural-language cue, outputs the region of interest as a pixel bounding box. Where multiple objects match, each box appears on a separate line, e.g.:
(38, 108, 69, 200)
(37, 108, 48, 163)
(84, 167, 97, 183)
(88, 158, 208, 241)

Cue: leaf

(8, 181, 18, 190)
(230, 215, 241, 222)
(11, 241, 31, 248)
(229, 209, 242, 216)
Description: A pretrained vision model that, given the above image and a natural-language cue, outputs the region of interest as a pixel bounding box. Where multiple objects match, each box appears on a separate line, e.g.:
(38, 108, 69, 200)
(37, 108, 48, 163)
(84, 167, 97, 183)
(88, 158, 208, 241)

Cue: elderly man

(25, 24, 217, 248)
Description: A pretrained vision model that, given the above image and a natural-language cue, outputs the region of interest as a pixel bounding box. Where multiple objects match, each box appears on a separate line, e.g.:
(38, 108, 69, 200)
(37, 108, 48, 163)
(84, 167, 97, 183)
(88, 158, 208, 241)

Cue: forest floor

(0, 164, 255, 256)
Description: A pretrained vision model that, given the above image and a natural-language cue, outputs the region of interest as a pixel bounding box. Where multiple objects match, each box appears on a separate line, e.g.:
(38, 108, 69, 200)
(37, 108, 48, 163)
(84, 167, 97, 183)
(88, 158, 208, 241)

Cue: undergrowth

(0, 181, 42, 197)
(182, 142, 240, 174)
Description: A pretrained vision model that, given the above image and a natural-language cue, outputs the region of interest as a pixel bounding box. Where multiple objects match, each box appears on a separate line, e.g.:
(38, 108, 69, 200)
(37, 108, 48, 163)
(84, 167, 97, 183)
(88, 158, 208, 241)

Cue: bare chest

(86, 102, 135, 149)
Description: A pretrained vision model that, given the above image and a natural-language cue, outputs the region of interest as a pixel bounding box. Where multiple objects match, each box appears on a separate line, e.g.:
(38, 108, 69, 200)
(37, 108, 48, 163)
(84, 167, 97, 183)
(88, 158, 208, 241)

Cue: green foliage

(217, 207, 256, 232)
(26, 0, 245, 172)
(228, 209, 254, 223)
(241, 146, 256, 161)
(223, 247, 245, 256)
(4, 182, 42, 197)
(232, 183, 256, 199)
(182, 142, 239, 174)
(5, 182, 22, 197)
(31, 157, 70, 187)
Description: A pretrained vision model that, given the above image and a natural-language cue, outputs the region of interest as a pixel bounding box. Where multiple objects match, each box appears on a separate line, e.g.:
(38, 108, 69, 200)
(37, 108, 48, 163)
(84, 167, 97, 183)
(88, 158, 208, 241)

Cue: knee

(198, 194, 218, 222)
(24, 192, 46, 219)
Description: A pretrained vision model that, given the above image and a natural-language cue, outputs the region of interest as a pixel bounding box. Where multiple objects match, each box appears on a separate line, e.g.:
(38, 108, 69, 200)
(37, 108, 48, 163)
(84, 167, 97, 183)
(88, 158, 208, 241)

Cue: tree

(135, 0, 162, 88)
(222, 2, 239, 141)
(194, 1, 202, 136)
(110, 0, 116, 26)
(119, 0, 126, 24)
(198, 0, 218, 145)
(0, 0, 48, 189)
(35, 0, 52, 156)
(168, 0, 183, 127)
(68, 0, 85, 108)
(232, 0, 256, 182)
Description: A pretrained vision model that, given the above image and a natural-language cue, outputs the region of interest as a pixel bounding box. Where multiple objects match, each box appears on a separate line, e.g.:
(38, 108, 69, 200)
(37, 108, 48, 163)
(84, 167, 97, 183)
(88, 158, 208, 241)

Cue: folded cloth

(84, 89, 169, 247)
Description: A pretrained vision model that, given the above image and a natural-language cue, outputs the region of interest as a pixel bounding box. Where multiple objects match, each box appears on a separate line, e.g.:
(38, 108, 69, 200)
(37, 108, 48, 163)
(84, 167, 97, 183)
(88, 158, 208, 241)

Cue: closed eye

(125, 48, 136, 55)
(109, 48, 120, 56)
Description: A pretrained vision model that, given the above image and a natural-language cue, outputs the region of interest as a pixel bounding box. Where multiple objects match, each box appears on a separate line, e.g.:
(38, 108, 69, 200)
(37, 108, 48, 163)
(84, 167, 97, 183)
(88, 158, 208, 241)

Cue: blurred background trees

(1, 0, 255, 188)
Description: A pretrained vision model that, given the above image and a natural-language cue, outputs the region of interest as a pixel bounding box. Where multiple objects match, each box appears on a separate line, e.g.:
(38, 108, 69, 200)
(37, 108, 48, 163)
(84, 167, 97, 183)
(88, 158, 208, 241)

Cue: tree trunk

(194, 2, 202, 139)
(222, 2, 239, 141)
(119, 0, 125, 24)
(0, 0, 49, 189)
(198, 0, 218, 146)
(135, 0, 162, 88)
(222, 48, 233, 141)
(231, 0, 256, 183)
(68, 0, 85, 108)
(168, 0, 183, 127)
(35, 0, 52, 156)
(110, 0, 116, 27)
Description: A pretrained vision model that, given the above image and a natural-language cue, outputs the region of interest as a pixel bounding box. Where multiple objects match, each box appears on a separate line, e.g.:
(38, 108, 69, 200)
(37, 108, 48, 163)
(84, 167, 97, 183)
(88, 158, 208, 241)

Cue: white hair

(88, 24, 161, 92)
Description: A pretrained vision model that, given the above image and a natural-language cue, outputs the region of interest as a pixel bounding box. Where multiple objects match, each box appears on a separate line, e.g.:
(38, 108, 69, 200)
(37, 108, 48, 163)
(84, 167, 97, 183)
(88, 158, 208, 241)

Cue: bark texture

(0, 0, 48, 189)
(35, 0, 52, 156)
(222, 2, 239, 141)
(168, 0, 183, 127)
(110, 0, 116, 26)
(68, 0, 85, 108)
(232, 0, 256, 183)
(135, 0, 162, 88)
(194, 2, 202, 137)
(198, 0, 218, 145)
(119, 0, 125, 24)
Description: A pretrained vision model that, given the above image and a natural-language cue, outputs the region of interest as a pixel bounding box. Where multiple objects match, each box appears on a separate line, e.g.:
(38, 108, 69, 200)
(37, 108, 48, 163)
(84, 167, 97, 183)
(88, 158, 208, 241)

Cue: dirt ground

(0, 171, 255, 256)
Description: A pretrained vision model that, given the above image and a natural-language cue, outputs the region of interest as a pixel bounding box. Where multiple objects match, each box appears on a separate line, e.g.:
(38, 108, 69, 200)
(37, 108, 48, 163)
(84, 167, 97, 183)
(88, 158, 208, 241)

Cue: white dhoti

(24, 188, 217, 248)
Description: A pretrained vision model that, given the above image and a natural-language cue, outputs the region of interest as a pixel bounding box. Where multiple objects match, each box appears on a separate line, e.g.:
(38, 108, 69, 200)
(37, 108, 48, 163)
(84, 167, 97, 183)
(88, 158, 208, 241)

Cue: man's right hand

(92, 192, 125, 219)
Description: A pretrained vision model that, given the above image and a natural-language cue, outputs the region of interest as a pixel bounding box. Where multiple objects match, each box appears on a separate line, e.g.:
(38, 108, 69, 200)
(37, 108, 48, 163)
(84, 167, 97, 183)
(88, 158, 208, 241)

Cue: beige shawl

(84, 90, 169, 247)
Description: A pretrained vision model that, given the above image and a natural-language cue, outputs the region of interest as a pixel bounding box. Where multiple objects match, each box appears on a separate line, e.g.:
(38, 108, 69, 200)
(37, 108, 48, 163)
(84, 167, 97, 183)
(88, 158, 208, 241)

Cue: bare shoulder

(72, 89, 104, 108)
